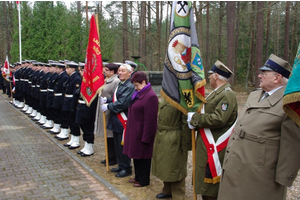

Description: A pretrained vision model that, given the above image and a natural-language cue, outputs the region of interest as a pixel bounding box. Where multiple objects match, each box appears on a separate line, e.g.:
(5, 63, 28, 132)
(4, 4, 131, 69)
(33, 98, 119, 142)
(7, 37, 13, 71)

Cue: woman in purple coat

(123, 71, 159, 187)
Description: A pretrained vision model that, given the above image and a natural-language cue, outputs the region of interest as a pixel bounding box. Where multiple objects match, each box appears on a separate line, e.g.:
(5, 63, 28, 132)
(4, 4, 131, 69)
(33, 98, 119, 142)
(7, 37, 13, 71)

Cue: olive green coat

(218, 86, 300, 200)
(190, 82, 238, 197)
(152, 100, 192, 182)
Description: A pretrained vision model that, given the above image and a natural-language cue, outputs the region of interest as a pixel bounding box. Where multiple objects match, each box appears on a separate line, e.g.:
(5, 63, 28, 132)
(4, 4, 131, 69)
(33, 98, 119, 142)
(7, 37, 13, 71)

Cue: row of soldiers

(11, 60, 97, 156)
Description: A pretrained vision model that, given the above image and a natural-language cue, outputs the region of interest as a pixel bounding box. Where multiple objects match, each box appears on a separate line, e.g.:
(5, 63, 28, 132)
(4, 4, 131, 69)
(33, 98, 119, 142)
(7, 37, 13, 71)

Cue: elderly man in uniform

(218, 54, 300, 200)
(187, 60, 238, 200)
(101, 63, 135, 178)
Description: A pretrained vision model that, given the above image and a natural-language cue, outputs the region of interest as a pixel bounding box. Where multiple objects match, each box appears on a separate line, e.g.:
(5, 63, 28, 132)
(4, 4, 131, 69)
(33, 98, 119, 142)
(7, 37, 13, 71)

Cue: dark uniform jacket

(46, 72, 58, 108)
(62, 72, 81, 112)
(52, 71, 68, 109)
(106, 78, 135, 133)
(39, 72, 51, 106)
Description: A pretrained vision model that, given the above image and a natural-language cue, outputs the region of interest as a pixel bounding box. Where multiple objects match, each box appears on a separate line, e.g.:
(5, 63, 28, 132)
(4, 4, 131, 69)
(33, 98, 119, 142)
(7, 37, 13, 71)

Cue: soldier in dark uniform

(55, 61, 81, 142)
(42, 62, 59, 129)
(37, 63, 52, 125)
(32, 63, 44, 122)
(29, 63, 44, 119)
(49, 62, 68, 134)
(75, 62, 98, 156)
(13, 63, 24, 108)
(22, 60, 34, 113)
(30, 62, 42, 121)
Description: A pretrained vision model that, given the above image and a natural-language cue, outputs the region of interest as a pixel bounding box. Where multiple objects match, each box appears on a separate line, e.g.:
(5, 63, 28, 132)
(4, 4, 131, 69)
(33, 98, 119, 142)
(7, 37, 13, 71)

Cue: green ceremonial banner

(283, 43, 300, 126)
(160, 1, 206, 115)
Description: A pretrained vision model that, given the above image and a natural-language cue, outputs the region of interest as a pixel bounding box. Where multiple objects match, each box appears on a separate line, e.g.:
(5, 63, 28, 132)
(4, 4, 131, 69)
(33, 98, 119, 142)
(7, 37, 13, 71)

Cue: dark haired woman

(123, 71, 159, 187)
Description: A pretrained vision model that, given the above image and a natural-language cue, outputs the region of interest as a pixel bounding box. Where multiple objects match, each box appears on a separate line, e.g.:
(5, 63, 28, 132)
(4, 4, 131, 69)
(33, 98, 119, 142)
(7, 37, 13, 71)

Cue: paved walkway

(0, 94, 127, 200)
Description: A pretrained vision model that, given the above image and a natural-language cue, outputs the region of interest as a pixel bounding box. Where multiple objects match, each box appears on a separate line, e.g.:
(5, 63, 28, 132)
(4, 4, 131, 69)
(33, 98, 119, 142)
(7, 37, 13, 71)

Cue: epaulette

(224, 87, 232, 91)
(253, 88, 262, 91)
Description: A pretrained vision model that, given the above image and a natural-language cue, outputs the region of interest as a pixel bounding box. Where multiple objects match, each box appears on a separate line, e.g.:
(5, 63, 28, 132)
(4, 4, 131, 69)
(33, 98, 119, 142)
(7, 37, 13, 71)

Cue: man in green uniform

(152, 99, 192, 200)
(187, 60, 238, 200)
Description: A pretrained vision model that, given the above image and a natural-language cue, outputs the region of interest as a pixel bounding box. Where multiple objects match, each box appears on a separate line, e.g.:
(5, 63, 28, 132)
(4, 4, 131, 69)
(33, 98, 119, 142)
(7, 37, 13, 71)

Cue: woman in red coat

(123, 71, 159, 187)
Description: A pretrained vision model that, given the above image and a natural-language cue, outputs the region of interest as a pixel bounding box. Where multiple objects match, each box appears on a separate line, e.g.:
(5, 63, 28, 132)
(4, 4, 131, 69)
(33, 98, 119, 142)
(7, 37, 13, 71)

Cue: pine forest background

(0, 1, 299, 91)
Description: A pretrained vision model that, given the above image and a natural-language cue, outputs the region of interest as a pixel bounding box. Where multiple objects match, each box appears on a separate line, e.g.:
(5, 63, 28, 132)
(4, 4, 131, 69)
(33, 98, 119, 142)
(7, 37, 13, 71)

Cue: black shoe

(68, 145, 80, 150)
(115, 169, 132, 178)
(100, 159, 106, 164)
(56, 137, 69, 141)
(77, 150, 83, 154)
(80, 152, 94, 157)
(156, 193, 172, 199)
(104, 161, 117, 166)
(110, 166, 122, 173)
(63, 143, 71, 147)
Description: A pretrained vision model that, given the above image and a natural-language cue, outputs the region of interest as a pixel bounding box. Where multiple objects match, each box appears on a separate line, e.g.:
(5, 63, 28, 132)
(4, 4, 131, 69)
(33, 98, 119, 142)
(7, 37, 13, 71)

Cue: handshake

(100, 97, 108, 112)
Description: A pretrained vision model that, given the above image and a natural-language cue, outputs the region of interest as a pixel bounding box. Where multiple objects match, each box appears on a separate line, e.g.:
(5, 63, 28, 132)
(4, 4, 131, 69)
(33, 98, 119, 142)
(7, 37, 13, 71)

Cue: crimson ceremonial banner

(81, 14, 105, 107)
(2, 55, 11, 82)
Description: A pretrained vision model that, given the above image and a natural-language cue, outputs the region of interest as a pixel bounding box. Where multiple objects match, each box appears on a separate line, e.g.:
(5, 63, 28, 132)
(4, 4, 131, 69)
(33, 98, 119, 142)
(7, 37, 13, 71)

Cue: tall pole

(18, 2, 22, 63)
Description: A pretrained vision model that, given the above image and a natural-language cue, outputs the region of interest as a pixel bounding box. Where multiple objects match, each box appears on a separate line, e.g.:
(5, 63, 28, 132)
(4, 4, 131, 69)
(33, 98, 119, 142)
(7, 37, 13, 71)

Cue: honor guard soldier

(13, 63, 24, 108)
(25, 62, 42, 114)
(30, 62, 42, 121)
(30, 63, 44, 120)
(75, 62, 98, 156)
(36, 63, 51, 125)
(49, 62, 68, 134)
(23, 60, 35, 113)
(42, 62, 59, 129)
(55, 61, 81, 142)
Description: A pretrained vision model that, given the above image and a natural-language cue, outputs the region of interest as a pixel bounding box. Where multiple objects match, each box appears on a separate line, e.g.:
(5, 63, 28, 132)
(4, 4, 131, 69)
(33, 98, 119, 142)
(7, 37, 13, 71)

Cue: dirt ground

(53, 92, 300, 200)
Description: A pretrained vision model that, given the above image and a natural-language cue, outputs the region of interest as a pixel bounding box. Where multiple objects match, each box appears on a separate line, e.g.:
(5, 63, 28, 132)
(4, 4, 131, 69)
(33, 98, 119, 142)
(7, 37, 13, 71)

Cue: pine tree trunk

(284, 1, 290, 61)
(123, 2, 129, 62)
(255, 1, 264, 88)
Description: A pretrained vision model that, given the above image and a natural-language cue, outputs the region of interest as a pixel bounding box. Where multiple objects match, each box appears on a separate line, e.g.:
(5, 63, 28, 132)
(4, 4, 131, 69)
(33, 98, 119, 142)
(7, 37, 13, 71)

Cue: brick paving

(0, 94, 127, 200)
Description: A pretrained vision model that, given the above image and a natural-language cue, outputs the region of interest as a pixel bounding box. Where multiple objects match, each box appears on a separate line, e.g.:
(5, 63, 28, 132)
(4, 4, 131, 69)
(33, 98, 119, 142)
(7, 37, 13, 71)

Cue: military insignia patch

(221, 103, 228, 111)
(76, 83, 80, 88)
(86, 87, 92, 96)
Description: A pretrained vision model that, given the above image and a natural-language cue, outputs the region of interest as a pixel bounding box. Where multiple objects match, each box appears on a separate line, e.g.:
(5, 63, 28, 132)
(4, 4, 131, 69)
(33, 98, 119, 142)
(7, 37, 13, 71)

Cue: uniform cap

(78, 62, 85, 69)
(55, 63, 66, 68)
(208, 60, 234, 78)
(65, 61, 78, 69)
(259, 54, 291, 78)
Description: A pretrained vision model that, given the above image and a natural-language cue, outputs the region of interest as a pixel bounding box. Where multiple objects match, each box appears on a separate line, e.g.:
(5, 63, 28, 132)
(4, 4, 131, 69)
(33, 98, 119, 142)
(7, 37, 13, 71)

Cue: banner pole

(192, 129, 197, 200)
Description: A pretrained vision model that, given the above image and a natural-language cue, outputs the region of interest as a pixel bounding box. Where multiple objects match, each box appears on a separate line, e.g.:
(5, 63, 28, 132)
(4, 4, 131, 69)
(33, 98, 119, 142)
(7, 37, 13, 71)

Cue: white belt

(78, 100, 86, 104)
(65, 94, 73, 98)
(20, 79, 25, 81)
(36, 85, 40, 87)
(54, 93, 62, 96)
(47, 89, 54, 92)
(31, 85, 36, 88)
(15, 79, 19, 81)
(40, 89, 47, 92)
(28, 81, 32, 84)
(24, 79, 28, 81)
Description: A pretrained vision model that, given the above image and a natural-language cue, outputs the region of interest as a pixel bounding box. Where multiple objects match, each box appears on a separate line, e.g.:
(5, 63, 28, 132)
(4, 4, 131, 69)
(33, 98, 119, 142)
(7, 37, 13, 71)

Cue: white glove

(187, 112, 196, 129)
(187, 122, 195, 129)
(187, 112, 195, 122)
(101, 104, 108, 112)
(100, 97, 107, 104)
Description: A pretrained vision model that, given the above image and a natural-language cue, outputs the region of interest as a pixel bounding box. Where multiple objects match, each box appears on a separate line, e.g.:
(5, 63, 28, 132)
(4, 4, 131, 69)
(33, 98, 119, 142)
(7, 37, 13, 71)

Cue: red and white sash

(113, 86, 127, 145)
(199, 105, 236, 184)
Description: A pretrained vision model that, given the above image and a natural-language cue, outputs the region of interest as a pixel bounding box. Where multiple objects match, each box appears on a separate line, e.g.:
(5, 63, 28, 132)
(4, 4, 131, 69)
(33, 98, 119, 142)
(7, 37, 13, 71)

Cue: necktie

(260, 92, 269, 101)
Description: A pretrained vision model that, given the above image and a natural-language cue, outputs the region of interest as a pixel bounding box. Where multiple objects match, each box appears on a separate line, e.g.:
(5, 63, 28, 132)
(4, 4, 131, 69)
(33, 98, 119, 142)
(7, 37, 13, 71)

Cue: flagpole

(18, 2, 22, 63)
(95, 13, 109, 172)
(192, 129, 197, 200)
